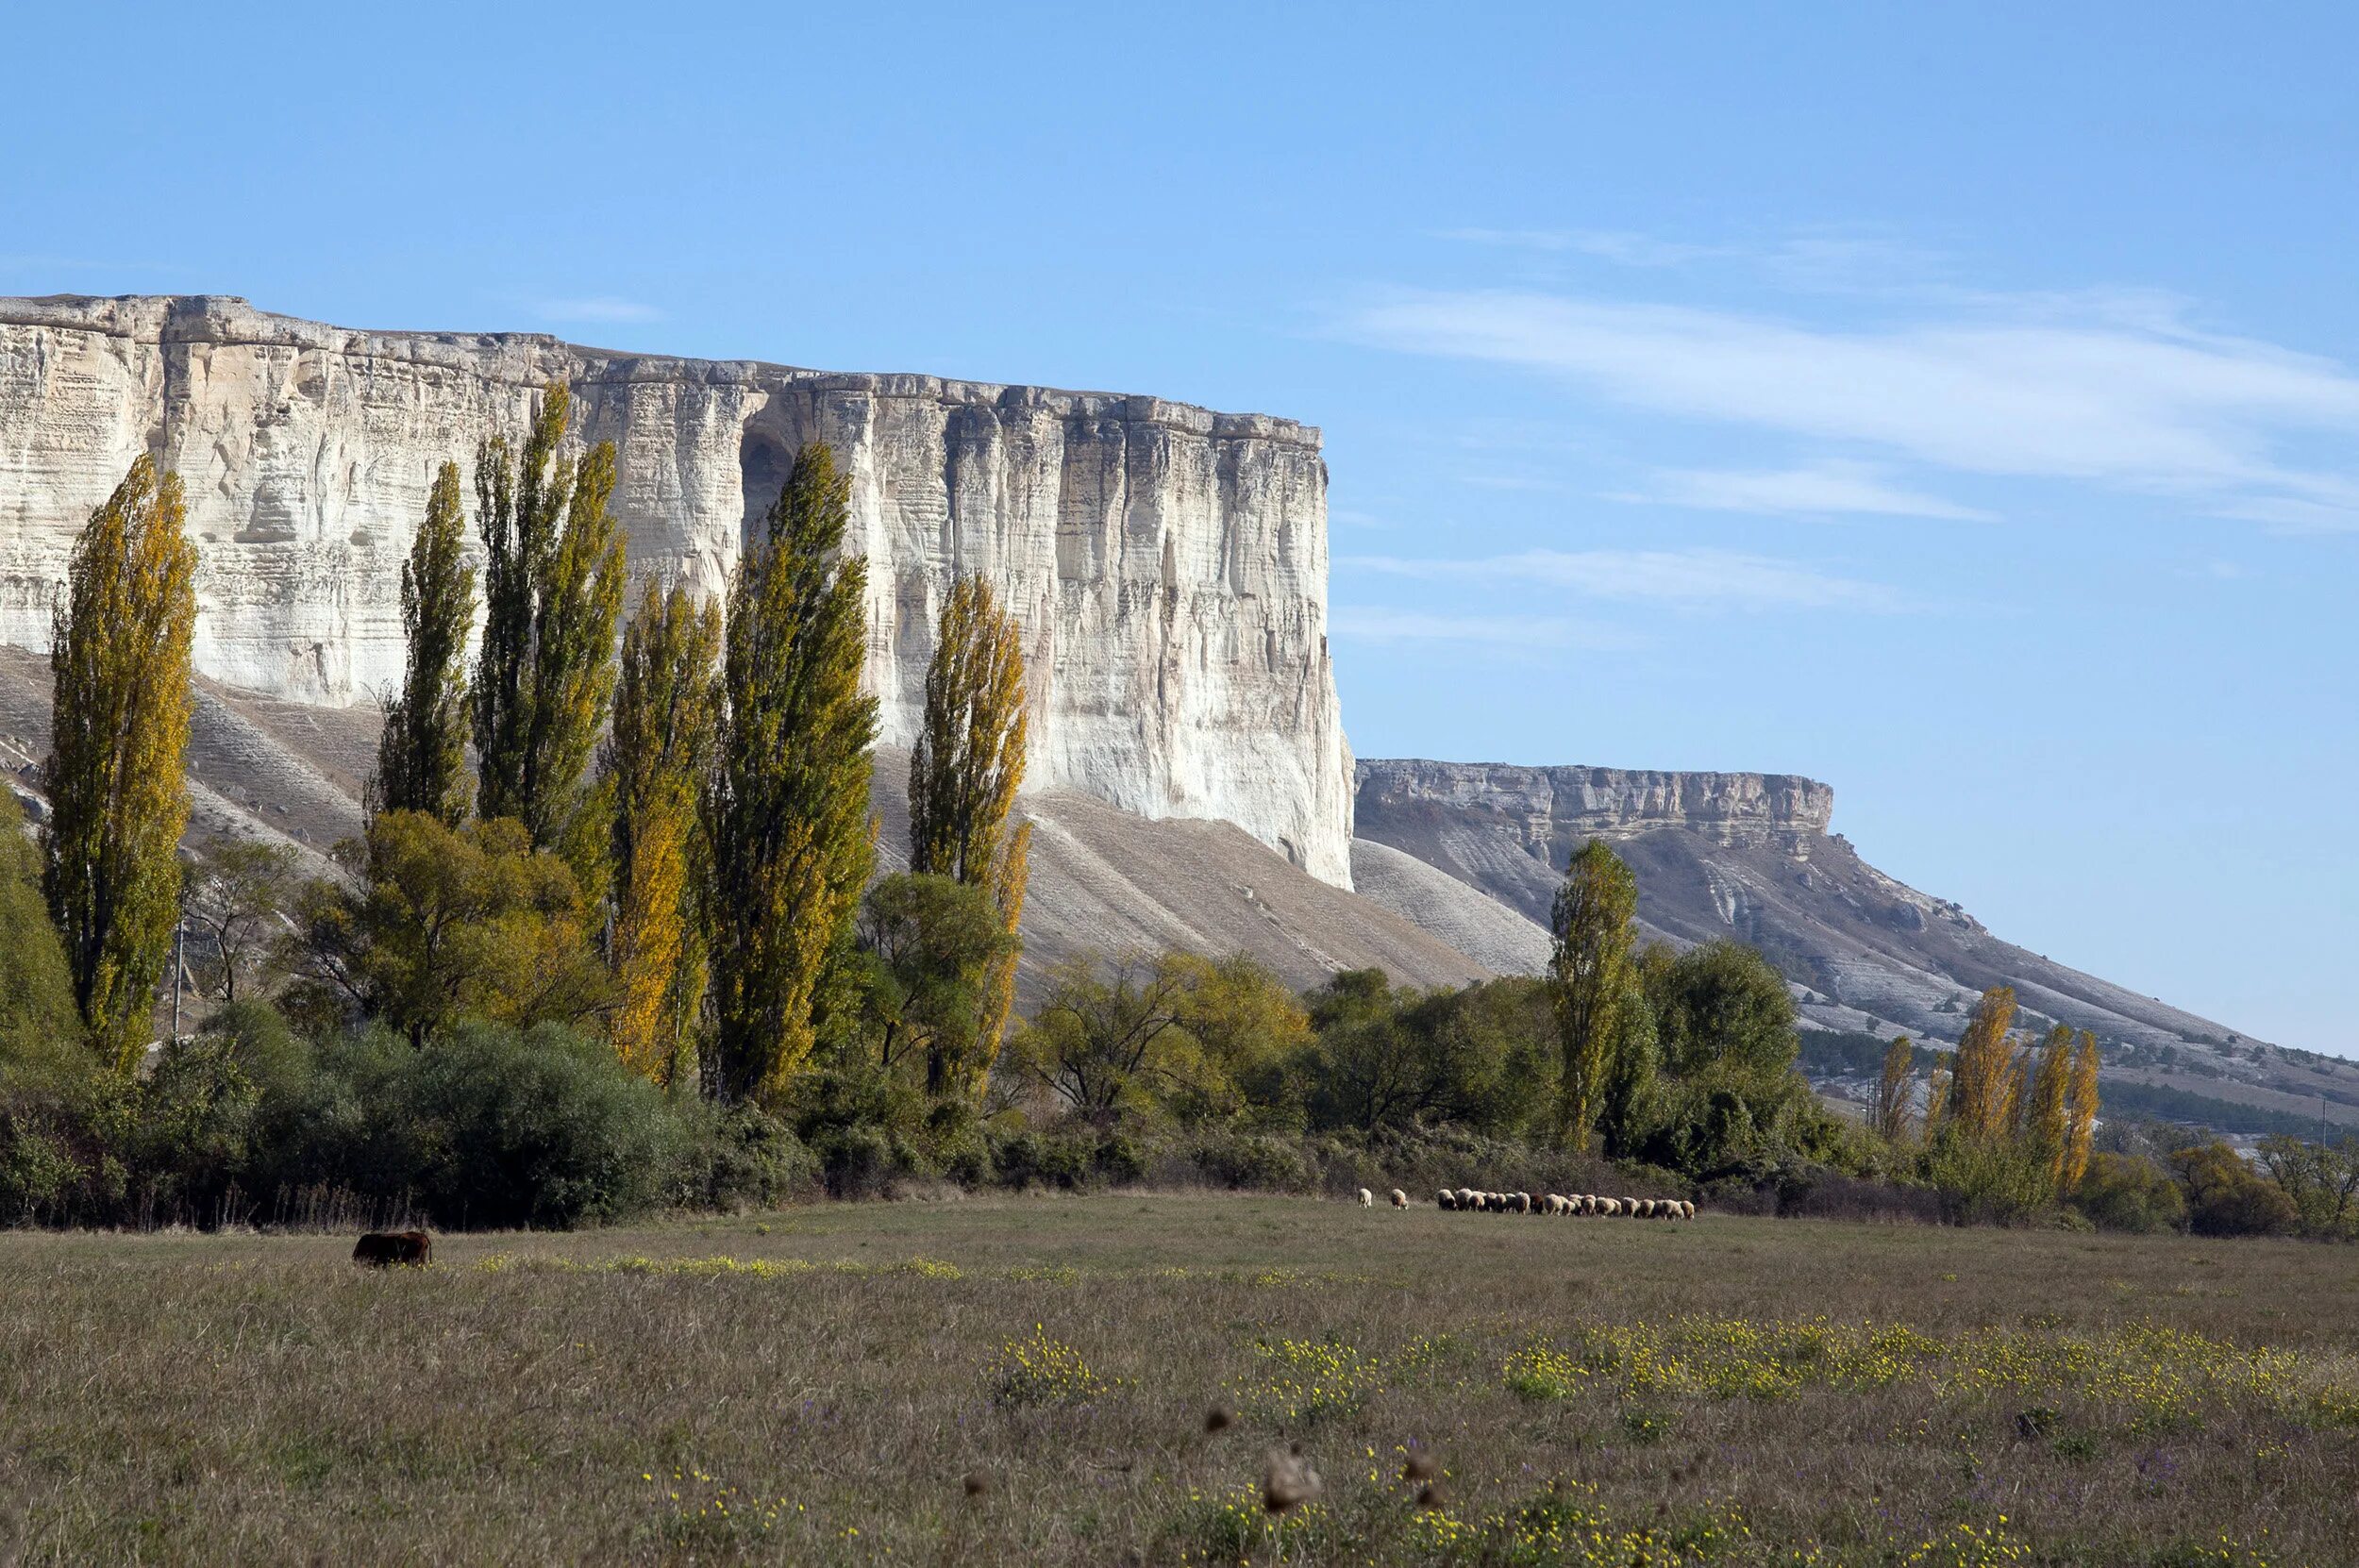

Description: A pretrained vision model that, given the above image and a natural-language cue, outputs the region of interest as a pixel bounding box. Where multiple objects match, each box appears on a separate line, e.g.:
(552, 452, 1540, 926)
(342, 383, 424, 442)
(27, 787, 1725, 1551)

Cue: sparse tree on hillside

(907, 575, 1032, 1095)
(1873, 1035, 1916, 1143)
(704, 443, 877, 1105)
(371, 461, 476, 824)
(185, 839, 300, 1005)
(472, 382, 628, 851)
(1946, 986, 2018, 1140)
(43, 456, 197, 1069)
(1548, 839, 1638, 1152)
(604, 580, 722, 1089)
(2063, 1028, 2100, 1188)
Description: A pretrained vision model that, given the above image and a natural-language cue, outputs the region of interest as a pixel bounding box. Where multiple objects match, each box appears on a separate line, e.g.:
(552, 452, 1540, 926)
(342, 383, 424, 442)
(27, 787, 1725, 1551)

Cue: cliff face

(1357, 759, 1832, 849)
(1351, 757, 2269, 1065)
(0, 295, 1352, 884)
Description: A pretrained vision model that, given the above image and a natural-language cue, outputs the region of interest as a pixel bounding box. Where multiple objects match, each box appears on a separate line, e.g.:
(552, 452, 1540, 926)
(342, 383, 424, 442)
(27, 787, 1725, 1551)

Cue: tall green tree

(1548, 838, 1639, 1151)
(1946, 986, 2018, 1140)
(2062, 1029, 2100, 1189)
(0, 787, 84, 1089)
(604, 580, 722, 1089)
(472, 382, 628, 849)
(906, 575, 1031, 1094)
(371, 461, 476, 824)
(2023, 1023, 2075, 1188)
(705, 444, 878, 1105)
(43, 456, 197, 1069)
(1872, 1035, 1916, 1143)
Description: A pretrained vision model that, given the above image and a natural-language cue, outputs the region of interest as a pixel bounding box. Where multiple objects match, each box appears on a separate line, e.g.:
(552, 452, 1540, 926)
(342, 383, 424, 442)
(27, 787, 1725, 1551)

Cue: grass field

(3, 1196, 2355, 1566)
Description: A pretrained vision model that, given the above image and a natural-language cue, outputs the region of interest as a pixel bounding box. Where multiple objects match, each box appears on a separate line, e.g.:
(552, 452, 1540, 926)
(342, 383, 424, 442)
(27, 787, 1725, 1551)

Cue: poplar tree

(1873, 1035, 1916, 1143)
(43, 456, 197, 1069)
(605, 579, 722, 1088)
(473, 382, 627, 848)
(907, 575, 1032, 1094)
(2025, 1023, 2075, 1186)
(705, 443, 877, 1104)
(2063, 1029, 2101, 1189)
(1548, 839, 1638, 1151)
(1946, 985, 2018, 1140)
(371, 461, 476, 824)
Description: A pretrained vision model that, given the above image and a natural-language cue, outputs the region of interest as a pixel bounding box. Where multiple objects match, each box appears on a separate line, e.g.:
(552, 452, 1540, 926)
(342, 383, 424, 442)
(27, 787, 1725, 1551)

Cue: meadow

(2, 1196, 2354, 1566)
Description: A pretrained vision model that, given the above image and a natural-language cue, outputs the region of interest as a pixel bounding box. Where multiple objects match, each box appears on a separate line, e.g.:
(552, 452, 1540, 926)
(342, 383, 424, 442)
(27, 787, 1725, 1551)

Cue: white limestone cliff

(0, 294, 1352, 884)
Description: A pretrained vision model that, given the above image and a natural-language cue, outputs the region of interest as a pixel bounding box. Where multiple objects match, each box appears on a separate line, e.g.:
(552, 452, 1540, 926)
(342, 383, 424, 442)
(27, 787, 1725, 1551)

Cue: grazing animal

(1436, 1190, 1457, 1211)
(1510, 1192, 1531, 1215)
(1455, 1187, 1478, 1211)
(1636, 1199, 1658, 1219)
(1356, 1187, 1374, 1209)
(352, 1230, 431, 1268)
(1681, 1200, 1698, 1219)
(1598, 1198, 1621, 1218)
(1389, 1188, 1409, 1209)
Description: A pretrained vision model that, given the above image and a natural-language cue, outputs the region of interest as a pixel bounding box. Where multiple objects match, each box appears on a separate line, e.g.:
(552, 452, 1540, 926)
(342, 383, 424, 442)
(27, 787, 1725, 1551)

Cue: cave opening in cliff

(740, 431, 792, 546)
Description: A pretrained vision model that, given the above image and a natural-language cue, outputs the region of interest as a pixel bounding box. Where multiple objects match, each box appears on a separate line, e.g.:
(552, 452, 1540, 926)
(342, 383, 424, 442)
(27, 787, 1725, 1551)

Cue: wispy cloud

(1339, 287, 2359, 529)
(1618, 459, 1992, 521)
(1344, 547, 1903, 613)
(533, 295, 664, 325)
(1433, 225, 1946, 292)
(1329, 606, 1643, 650)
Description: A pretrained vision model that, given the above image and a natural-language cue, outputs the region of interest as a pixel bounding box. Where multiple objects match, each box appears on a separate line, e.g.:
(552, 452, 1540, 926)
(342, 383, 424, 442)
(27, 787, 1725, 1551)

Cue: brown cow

(352, 1230, 432, 1267)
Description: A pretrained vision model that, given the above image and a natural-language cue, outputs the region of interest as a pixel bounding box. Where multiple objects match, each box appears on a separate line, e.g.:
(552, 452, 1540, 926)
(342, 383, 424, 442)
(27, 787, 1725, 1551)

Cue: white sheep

(1635, 1199, 1658, 1219)
(1599, 1197, 1622, 1217)
(1390, 1188, 1410, 1209)
(1455, 1188, 1479, 1211)
(1356, 1187, 1374, 1209)
(1546, 1193, 1567, 1215)
(1436, 1190, 1457, 1211)
(1681, 1200, 1698, 1220)
(1511, 1192, 1531, 1215)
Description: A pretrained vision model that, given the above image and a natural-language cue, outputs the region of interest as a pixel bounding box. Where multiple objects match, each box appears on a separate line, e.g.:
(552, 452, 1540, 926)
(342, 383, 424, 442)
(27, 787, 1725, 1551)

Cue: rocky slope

(1350, 759, 2354, 1121)
(0, 295, 1351, 884)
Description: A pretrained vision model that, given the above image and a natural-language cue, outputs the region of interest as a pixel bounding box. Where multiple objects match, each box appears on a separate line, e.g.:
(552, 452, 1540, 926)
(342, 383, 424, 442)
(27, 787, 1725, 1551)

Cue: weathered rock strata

(0, 295, 1351, 883)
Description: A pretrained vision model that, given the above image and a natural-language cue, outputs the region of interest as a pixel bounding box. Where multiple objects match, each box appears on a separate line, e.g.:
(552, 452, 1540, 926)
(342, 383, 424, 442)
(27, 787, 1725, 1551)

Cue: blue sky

(6, 4, 2354, 1053)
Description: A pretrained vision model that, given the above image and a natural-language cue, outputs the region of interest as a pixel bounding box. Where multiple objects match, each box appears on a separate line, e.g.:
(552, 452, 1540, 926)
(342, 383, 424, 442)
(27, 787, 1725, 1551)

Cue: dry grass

(3, 1196, 2355, 1564)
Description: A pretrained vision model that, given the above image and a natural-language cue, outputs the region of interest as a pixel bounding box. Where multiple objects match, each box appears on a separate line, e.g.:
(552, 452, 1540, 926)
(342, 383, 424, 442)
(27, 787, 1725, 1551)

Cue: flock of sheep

(1354, 1186, 1696, 1219)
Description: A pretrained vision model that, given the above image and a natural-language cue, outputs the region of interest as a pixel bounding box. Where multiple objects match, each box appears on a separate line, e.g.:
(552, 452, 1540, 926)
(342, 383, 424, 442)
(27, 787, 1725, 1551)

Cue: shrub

(1185, 1130, 1312, 1192)
(2071, 1151, 2187, 1234)
(2171, 1142, 2298, 1238)
(671, 1103, 817, 1210)
(388, 1022, 686, 1227)
(992, 1128, 1096, 1191)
